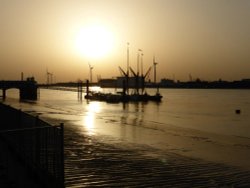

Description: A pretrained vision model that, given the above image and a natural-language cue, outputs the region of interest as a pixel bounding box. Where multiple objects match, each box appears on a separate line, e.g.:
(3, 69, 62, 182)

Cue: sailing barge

(84, 79, 162, 103)
(84, 43, 162, 103)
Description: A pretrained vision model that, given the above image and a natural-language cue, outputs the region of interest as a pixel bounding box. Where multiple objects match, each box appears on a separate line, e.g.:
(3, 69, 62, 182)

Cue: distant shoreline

(39, 79, 250, 90)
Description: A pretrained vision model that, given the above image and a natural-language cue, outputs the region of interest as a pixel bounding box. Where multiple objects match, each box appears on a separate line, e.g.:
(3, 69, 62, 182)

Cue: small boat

(147, 93, 162, 102)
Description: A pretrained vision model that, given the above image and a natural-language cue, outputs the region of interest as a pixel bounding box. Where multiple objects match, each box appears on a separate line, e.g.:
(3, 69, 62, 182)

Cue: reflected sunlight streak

(83, 102, 101, 135)
(84, 113, 95, 135)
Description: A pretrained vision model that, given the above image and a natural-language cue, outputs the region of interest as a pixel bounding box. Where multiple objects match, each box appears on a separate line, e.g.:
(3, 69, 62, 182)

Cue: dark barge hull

(85, 92, 162, 103)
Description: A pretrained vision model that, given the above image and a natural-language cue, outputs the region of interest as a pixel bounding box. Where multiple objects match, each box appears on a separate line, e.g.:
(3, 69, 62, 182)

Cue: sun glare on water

(75, 25, 114, 59)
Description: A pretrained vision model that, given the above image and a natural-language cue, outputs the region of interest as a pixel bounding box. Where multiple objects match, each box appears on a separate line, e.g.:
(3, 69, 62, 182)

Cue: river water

(5, 88, 250, 138)
(3, 88, 250, 187)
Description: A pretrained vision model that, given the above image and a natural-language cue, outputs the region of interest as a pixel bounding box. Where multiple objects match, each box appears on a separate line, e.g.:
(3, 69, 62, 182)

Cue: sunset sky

(1, 0, 250, 83)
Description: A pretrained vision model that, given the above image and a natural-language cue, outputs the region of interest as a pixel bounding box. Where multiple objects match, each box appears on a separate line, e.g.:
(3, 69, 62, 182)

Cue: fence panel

(0, 103, 64, 188)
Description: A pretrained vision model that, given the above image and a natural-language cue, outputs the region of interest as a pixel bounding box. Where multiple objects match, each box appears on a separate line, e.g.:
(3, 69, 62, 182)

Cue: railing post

(35, 127, 41, 166)
(45, 127, 48, 172)
(35, 115, 39, 128)
(0, 103, 65, 187)
(60, 123, 65, 187)
(19, 109, 22, 129)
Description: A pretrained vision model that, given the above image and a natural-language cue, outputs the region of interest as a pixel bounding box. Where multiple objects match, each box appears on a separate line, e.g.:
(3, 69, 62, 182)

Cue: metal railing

(0, 103, 64, 188)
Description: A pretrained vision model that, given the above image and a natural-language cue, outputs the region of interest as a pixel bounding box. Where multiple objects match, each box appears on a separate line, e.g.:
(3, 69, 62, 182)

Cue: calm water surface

(4, 88, 250, 145)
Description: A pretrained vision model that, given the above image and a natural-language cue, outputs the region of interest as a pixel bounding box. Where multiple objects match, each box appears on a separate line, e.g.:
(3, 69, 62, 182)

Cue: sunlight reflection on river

(82, 102, 101, 135)
(3, 88, 250, 141)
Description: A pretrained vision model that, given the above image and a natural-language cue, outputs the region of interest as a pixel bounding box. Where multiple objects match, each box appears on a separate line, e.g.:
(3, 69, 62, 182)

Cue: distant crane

(88, 63, 94, 83)
(153, 56, 158, 84)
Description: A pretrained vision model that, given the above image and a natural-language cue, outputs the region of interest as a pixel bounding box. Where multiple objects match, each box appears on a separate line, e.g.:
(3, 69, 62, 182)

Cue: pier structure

(0, 77, 38, 100)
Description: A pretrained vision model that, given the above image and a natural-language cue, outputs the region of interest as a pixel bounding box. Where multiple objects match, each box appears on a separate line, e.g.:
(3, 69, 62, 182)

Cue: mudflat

(60, 119, 250, 188)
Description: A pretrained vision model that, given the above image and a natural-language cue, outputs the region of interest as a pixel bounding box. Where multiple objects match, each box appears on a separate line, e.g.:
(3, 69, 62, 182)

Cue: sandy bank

(42, 117, 250, 187)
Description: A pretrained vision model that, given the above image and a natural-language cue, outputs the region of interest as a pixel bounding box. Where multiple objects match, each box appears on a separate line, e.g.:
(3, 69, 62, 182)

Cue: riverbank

(41, 116, 250, 188)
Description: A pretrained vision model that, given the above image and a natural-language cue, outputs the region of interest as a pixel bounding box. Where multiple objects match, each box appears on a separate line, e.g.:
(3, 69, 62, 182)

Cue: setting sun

(75, 25, 114, 59)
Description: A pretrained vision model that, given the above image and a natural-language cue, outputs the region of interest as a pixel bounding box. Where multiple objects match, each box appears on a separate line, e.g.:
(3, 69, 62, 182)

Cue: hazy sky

(1, 0, 250, 83)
